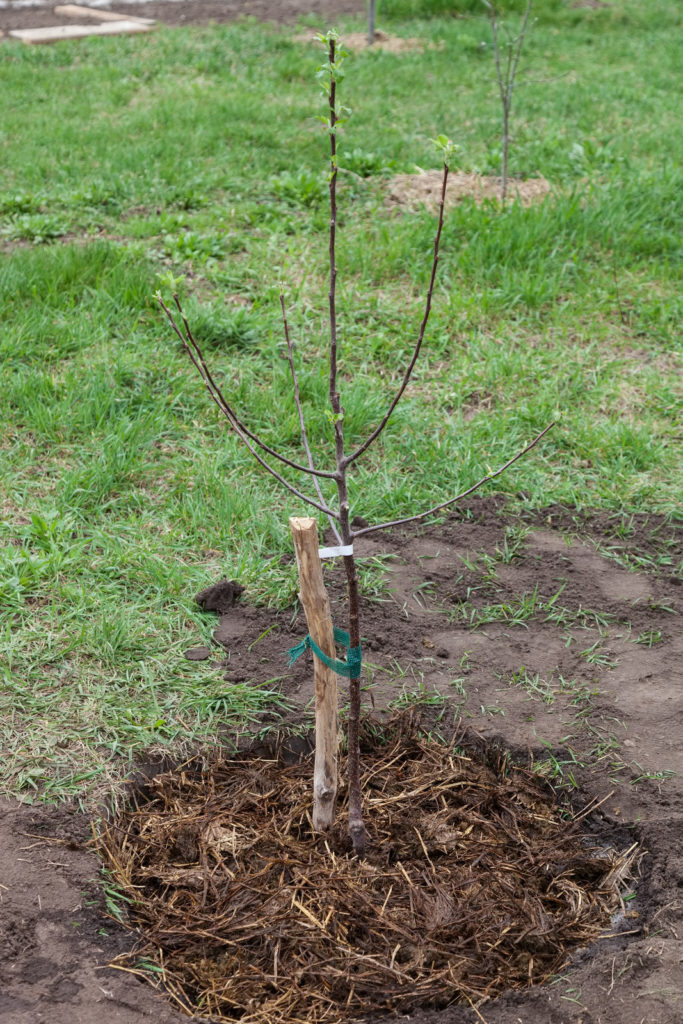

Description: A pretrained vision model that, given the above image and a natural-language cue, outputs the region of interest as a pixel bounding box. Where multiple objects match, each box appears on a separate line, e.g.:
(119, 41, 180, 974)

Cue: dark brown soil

(1, 0, 362, 34)
(2, 497, 681, 1023)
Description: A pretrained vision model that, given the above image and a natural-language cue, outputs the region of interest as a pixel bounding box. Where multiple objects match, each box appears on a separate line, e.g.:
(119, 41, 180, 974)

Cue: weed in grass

(532, 741, 581, 789)
(453, 582, 621, 633)
(633, 629, 663, 647)
(342, 147, 400, 177)
(177, 680, 290, 726)
(475, 551, 500, 583)
(389, 682, 447, 712)
(457, 584, 546, 628)
(480, 704, 505, 717)
(176, 300, 260, 350)
(630, 765, 676, 786)
(102, 872, 137, 923)
(559, 677, 598, 709)
(2, 213, 70, 244)
(494, 523, 530, 563)
(584, 722, 624, 764)
(599, 544, 680, 576)
(579, 640, 618, 669)
(271, 168, 327, 209)
(543, 601, 613, 632)
(506, 665, 554, 704)
(412, 579, 439, 608)
(162, 230, 239, 263)
(353, 554, 397, 601)
(449, 677, 468, 699)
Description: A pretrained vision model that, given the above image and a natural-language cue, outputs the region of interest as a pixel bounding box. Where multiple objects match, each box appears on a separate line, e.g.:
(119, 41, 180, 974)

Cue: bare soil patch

(388, 170, 552, 212)
(1, 497, 681, 1024)
(0, 0, 362, 34)
(292, 28, 438, 54)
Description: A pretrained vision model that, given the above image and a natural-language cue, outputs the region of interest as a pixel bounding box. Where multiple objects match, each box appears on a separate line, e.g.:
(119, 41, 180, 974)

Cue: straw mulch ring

(388, 170, 552, 212)
(95, 724, 630, 1023)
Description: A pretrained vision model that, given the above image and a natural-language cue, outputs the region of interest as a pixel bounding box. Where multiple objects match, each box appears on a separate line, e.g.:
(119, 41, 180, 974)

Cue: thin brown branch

(328, 40, 340, 414)
(324, 40, 352, 547)
(159, 298, 340, 520)
(485, 2, 506, 105)
(159, 296, 338, 482)
(281, 292, 342, 542)
(510, 1, 534, 96)
(352, 421, 555, 538)
(328, 38, 348, 512)
(344, 163, 449, 467)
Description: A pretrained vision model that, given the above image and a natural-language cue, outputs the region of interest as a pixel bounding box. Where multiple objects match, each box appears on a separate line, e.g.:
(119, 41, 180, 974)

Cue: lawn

(1, 0, 680, 802)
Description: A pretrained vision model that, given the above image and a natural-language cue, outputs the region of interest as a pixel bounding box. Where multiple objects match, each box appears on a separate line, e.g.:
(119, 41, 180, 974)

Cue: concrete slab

(9, 21, 154, 44)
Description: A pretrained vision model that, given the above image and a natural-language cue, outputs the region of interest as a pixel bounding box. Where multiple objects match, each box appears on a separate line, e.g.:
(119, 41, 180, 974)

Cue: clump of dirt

(195, 578, 245, 614)
(95, 722, 630, 1023)
(388, 170, 552, 212)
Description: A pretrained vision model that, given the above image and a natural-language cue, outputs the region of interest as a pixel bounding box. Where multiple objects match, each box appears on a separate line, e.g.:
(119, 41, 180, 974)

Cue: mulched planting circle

(96, 722, 630, 1023)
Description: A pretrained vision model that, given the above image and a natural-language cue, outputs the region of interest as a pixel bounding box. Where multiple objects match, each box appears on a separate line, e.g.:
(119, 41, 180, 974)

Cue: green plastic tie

(287, 625, 362, 679)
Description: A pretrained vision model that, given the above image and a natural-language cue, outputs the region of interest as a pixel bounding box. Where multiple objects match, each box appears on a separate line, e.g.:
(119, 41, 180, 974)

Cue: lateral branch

(344, 161, 449, 467)
(352, 421, 556, 538)
(159, 296, 339, 520)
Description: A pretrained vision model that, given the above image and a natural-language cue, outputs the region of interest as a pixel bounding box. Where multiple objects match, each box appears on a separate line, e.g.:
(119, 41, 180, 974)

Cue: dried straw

(95, 722, 628, 1022)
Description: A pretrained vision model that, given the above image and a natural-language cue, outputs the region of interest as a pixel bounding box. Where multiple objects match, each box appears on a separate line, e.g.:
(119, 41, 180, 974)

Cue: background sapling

(482, 0, 534, 204)
(368, 0, 377, 45)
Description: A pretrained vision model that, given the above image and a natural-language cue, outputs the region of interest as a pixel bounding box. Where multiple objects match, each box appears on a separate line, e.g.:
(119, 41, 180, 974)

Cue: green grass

(0, 0, 680, 801)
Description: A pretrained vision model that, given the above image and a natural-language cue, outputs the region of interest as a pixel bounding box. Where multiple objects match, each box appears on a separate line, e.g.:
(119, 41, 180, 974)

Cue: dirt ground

(387, 170, 552, 211)
(2, 497, 681, 1024)
(0, 0, 363, 34)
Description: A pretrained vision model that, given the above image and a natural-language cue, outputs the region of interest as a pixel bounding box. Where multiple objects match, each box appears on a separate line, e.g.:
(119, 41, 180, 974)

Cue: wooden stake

(289, 516, 338, 831)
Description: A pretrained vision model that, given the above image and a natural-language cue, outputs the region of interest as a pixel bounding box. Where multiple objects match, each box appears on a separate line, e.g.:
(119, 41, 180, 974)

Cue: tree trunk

(343, 551, 366, 856)
(368, 0, 376, 46)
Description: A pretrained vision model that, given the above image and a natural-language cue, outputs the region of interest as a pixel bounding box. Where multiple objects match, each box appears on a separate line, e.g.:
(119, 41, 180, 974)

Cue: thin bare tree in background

(368, 0, 377, 46)
(159, 30, 554, 856)
(483, 0, 534, 204)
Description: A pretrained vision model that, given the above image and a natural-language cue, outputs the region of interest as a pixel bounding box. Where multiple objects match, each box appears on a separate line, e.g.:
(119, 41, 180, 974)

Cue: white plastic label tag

(318, 544, 354, 559)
